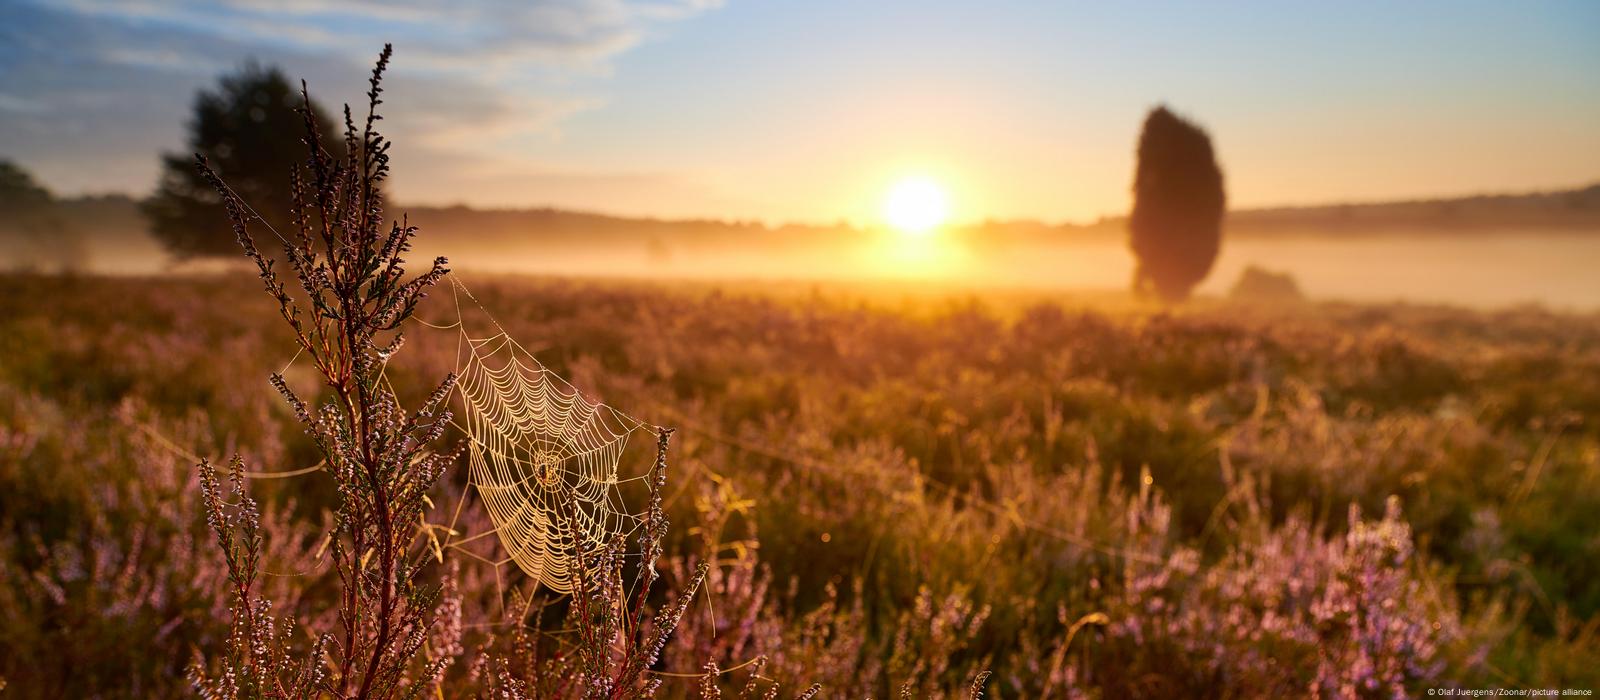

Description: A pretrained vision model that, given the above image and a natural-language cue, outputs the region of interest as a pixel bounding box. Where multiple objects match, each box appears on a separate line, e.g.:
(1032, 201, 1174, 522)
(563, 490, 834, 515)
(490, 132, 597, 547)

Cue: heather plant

(187, 45, 460, 698)
(181, 46, 745, 700)
(1069, 494, 1456, 697)
(459, 430, 714, 698)
(659, 472, 773, 677)
(0, 388, 326, 696)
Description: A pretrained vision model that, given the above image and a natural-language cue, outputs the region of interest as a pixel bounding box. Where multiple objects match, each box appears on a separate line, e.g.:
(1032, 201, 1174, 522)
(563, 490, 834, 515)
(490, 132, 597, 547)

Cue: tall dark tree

(1128, 105, 1226, 302)
(143, 62, 344, 258)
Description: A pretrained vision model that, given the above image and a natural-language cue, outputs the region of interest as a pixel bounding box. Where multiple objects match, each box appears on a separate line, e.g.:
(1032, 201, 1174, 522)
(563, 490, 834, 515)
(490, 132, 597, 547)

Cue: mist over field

(436, 231, 1600, 309)
(16, 189, 1600, 310)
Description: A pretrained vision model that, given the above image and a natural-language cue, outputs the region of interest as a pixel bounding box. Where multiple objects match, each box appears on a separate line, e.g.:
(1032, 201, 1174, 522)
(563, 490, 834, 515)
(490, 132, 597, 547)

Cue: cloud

(0, 93, 51, 115)
(404, 94, 602, 151)
(0, 0, 722, 196)
(40, 0, 710, 74)
(397, 157, 761, 220)
(100, 47, 228, 74)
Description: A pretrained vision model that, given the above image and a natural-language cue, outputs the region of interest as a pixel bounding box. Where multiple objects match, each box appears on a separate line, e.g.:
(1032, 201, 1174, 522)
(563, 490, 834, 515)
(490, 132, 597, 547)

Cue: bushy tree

(143, 62, 344, 259)
(1128, 106, 1225, 302)
(0, 159, 83, 272)
(1229, 265, 1305, 303)
(0, 159, 53, 213)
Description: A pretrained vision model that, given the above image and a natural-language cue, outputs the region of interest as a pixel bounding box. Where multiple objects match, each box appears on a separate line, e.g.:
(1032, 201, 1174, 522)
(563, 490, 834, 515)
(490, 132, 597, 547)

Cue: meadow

(2, 272, 1598, 697)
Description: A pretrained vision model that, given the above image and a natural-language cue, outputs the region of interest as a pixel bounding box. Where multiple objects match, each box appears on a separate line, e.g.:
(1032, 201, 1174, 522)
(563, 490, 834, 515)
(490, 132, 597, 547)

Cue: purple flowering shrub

(5, 270, 1599, 696)
(1077, 493, 1455, 697)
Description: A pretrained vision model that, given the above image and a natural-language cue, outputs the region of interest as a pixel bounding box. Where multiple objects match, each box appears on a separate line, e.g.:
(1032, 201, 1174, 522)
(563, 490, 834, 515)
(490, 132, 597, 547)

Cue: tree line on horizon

(0, 160, 84, 273)
(11, 60, 1595, 299)
(132, 62, 1235, 301)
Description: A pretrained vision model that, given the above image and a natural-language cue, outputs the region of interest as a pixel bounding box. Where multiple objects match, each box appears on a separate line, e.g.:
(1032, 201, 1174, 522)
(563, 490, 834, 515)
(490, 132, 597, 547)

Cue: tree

(143, 62, 344, 259)
(1128, 106, 1226, 302)
(0, 159, 54, 213)
(0, 159, 84, 272)
(1229, 265, 1305, 303)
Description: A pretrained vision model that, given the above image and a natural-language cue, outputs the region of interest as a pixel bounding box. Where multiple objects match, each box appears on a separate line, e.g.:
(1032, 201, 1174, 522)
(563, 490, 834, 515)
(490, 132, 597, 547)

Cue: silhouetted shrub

(0, 160, 84, 273)
(1129, 106, 1226, 302)
(1230, 265, 1305, 303)
(142, 62, 344, 259)
(0, 160, 51, 213)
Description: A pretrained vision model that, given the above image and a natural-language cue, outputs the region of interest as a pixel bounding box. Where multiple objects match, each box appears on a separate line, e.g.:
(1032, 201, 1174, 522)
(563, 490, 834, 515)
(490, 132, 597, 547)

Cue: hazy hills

(1217, 183, 1600, 235)
(11, 182, 1598, 276)
(400, 182, 1600, 248)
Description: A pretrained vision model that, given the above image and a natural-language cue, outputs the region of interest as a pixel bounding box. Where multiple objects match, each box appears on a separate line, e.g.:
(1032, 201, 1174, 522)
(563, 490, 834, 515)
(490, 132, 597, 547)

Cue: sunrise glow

(882, 177, 951, 235)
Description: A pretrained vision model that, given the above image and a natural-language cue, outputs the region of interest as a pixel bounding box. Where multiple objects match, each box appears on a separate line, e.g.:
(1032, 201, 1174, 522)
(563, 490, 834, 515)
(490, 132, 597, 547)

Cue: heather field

(3, 272, 1597, 697)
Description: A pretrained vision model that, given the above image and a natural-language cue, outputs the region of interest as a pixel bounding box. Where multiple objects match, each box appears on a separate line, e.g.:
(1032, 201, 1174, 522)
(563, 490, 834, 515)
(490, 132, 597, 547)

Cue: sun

(882, 176, 950, 235)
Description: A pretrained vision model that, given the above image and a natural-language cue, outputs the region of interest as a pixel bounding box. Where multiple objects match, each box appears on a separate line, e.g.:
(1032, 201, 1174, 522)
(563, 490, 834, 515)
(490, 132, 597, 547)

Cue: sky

(2, 0, 1598, 225)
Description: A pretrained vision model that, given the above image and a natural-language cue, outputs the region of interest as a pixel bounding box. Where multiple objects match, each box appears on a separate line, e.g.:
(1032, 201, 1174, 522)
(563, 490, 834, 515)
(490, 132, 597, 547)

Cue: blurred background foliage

(1, 273, 1596, 696)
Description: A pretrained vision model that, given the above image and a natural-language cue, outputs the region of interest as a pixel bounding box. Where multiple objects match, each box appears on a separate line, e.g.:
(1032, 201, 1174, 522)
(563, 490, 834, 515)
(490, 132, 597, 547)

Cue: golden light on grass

(882, 176, 951, 236)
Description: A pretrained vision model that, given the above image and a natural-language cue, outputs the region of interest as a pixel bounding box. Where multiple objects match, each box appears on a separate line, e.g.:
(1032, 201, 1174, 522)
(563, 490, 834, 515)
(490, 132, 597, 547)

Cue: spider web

(425, 277, 659, 596)
(194, 186, 668, 617)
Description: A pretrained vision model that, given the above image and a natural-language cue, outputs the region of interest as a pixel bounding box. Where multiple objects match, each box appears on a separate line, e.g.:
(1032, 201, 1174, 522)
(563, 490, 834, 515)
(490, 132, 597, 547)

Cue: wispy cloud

(0, 93, 51, 115)
(39, 0, 713, 74)
(0, 0, 723, 197)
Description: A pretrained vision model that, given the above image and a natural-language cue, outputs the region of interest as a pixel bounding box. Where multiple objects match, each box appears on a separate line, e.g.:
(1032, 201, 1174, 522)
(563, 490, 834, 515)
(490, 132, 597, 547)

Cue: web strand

(437, 276, 660, 595)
